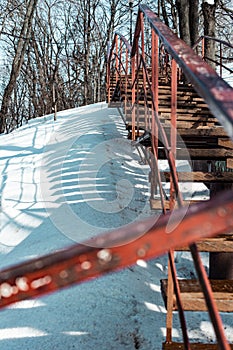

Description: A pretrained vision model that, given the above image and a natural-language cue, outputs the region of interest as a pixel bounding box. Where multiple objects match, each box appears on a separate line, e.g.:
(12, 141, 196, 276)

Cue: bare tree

(176, 0, 191, 45)
(189, 0, 199, 46)
(175, 0, 199, 46)
(0, 0, 231, 133)
(0, 0, 38, 133)
(202, 0, 218, 67)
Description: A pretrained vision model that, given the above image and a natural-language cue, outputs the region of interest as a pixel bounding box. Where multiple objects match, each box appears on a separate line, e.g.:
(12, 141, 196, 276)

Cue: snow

(203, 0, 215, 4)
(0, 102, 232, 349)
(223, 64, 233, 87)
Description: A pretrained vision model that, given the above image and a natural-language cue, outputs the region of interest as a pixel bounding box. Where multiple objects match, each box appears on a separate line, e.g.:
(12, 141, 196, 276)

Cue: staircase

(109, 70, 233, 350)
(107, 4, 233, 350)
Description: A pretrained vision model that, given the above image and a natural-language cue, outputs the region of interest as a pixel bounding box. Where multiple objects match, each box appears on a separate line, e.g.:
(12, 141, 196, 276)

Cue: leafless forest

(0, 0, 232, 133)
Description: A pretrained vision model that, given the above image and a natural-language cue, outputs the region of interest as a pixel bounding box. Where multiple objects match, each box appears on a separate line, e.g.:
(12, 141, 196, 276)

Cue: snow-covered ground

(0, 102, 232, 349)
(222, 63, 233, 87)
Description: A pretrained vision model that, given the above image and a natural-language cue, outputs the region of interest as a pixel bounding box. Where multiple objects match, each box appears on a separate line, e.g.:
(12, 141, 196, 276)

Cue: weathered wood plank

(161, 114, 216, 122)
(162, 342, 233, 350)
(150, 198, 206, 210)
(161, 279, 233, 312)
(218, 138, 233, 149)
(174, 127, 228, 137)
(158, 148, 233, 160)
(166, 121, 217, 129)
(227, 158, 233, 169)
(177, 234, 233, 252)
(161, 171, 233, 183)
(159, 107, 211, 114)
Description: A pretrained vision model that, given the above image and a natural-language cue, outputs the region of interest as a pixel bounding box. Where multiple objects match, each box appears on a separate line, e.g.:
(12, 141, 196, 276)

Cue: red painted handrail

(106, 4, 233, 349)
(193, 35, 233, 80)
(0, 190, 232, 309)
(139, 5, 233, 140)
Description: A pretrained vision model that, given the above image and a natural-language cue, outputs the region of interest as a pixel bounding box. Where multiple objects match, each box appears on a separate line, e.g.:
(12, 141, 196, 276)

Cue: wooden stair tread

(178, 233, 233, 252)
(135, 101, 212, 113)
(159, 107, 211, 113)
(162, 342, 233, 350)
(165, 126, 228, 137)
(161, 115, 215, 121)
(127, 116, 216, 125)
(218, 138, 233, 149)
(108, 71, 233, 350)
(127, 124, 229, 137)
(160, 279, 233, 312)
(161, 171, 233, 183)
(157, 148, 233, 160)
(170, 121, 218, 128)
(159, 94, 207, 101)
(150, 198, 207, 210)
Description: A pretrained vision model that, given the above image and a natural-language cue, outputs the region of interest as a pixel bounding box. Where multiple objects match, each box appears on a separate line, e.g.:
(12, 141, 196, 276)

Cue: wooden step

(126, 123, 229, 140)
(160, 279, 233, 312)
(157, 148, 233, 161)
(161, 171, 233, 183)
(167, 121, 218, 129)
(125, 113, 216, 125)
(162, 342, 233, 350)
(172, 126, 228, 137)
(128, 121, 228, 136)
(161, 114, 216, 122)
(177, 233, 233, 252)
(159, 107, 212, 115)
(227, 158, 233, 169)
(123, 92, 210, 103)
(108, 101, 122, 108)
(218, 138, 233, 149)
(159, 95, 207, 103)
(150, 198, 207, 210)
(135, 98, 211, 111)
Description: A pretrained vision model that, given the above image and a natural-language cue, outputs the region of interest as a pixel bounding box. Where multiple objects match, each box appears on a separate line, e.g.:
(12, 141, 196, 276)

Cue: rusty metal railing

(107, 4, 233, 349)
(192, 35, 233, 78)
(0, 191, 232, 307)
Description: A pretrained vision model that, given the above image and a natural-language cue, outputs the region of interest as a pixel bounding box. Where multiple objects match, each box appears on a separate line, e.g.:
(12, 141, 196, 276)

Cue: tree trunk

(161, 0, 169, 27)
(189, 0, 199, 47)
(83, 0, 92, 105)
(170, 0, 178, 33)
(0, 0, 38, 133)
(176, 0, 191, 46)
(202, 1, 216, 68)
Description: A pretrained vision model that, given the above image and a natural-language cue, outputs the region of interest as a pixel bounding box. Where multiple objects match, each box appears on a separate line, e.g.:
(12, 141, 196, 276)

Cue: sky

(0, 102, 232, 349)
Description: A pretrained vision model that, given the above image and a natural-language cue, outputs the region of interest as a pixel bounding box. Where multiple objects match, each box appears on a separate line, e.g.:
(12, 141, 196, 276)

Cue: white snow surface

(0, 102, 232, 349)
